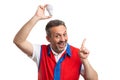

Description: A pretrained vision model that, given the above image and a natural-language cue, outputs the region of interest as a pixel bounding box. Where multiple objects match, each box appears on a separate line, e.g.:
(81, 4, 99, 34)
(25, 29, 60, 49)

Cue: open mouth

(58, 42, 66, 48)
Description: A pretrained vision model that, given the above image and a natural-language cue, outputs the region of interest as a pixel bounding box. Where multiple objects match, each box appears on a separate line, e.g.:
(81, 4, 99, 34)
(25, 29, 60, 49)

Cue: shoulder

(41, 44, 50, 49)
(69, 45, 80, 57)
(69, 45, 79, 52)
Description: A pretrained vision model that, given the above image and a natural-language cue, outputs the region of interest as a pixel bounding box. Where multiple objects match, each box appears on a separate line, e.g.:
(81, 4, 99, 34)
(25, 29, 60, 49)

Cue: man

(13, 4, 98, 80)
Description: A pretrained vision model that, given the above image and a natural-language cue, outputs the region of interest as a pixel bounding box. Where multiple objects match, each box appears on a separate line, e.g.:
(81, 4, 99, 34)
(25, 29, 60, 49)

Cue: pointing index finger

(81, 38, 86, 48)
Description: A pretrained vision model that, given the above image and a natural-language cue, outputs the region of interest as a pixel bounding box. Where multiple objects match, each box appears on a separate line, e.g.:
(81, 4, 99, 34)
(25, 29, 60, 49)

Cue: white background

(0, 0, 120, 80)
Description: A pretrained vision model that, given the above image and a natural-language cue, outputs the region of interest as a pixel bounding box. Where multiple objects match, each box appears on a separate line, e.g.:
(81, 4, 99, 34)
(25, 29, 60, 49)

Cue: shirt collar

(66, 44, 71, 56)
(48, 43, 71, 57)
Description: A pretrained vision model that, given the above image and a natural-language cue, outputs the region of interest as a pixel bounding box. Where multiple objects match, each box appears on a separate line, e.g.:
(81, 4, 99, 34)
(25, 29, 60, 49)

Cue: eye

(63, 33, 67, 37)
(55, 34, 60, 38)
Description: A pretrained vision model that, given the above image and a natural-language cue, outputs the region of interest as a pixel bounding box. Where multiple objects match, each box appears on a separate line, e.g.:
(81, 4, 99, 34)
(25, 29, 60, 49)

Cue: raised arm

(79, 39, 98, 80)
(13, 5, 52, 57)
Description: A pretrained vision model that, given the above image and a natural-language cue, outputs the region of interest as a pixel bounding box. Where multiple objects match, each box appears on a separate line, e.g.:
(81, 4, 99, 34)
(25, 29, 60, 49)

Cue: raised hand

(79, 39, 90, 59)
(34, 4, 52, 20)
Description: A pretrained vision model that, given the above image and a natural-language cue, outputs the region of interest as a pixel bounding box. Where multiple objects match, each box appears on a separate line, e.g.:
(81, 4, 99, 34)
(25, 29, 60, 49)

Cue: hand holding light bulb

(46, 4, 53, 16)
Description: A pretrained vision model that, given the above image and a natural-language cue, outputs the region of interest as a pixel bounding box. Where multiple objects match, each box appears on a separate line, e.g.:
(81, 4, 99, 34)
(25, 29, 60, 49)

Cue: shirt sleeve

(31, 44, 41, 67)
(80, 64, 85, 75)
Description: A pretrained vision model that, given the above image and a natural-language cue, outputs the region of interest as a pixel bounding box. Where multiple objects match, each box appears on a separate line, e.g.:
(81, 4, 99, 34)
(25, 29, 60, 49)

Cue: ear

(46, 35, 51, 42)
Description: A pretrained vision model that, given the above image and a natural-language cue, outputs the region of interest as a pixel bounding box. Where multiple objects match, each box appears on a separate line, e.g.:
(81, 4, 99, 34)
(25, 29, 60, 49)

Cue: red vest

(38, 44, 82, 80)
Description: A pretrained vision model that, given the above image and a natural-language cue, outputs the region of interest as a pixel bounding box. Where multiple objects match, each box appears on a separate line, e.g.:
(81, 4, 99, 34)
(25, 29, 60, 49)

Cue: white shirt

(50, 44, 67, 62)
(31, 44, 84, 74)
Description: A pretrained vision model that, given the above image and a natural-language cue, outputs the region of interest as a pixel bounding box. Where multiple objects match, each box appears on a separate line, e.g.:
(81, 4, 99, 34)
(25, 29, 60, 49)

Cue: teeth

(59, 43, 64, 47)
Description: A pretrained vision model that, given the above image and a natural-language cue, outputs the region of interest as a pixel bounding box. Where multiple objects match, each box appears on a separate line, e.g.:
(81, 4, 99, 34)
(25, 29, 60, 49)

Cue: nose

(60, 36, 65, 41)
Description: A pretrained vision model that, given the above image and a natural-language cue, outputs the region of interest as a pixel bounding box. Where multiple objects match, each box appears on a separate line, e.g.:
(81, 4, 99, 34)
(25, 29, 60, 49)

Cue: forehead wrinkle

(49, 25, 67, 36)
(53, 30, 67, 35)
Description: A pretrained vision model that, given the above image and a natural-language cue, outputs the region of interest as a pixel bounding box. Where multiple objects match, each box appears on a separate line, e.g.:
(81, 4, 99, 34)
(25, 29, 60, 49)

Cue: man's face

(47, 25, 68, 53)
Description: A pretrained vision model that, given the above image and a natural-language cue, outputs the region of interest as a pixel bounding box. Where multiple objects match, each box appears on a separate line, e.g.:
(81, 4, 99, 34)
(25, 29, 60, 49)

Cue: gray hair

(45, 19, 66, 36)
